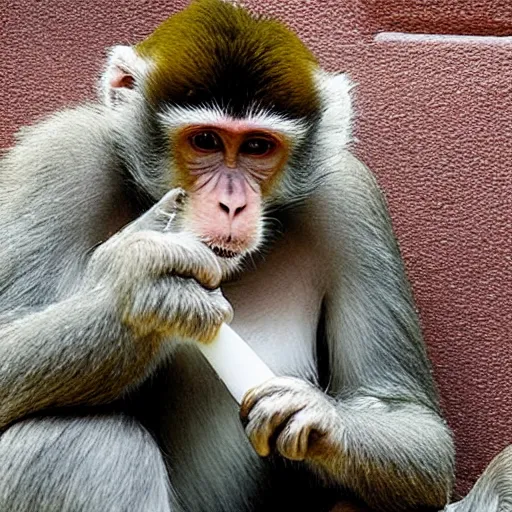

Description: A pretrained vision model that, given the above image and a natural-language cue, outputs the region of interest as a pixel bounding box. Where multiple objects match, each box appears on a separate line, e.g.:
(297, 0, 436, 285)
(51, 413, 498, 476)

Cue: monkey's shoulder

(1, 102, 127, 219)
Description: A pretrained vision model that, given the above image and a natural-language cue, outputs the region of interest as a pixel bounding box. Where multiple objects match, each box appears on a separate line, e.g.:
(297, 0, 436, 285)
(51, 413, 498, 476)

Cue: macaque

(0, 1, 509, 511)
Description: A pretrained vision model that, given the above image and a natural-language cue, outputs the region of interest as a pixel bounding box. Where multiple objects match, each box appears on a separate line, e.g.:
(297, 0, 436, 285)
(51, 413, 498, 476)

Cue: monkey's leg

(0, 414, 171, 512)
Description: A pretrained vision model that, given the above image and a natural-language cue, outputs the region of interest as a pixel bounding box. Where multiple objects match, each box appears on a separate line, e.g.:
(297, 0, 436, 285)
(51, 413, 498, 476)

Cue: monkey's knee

(0, 414, 171, 512)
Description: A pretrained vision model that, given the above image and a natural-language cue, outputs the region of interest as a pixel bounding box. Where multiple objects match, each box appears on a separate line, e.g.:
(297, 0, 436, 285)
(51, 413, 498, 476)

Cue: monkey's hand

(86, 189, 233, 344)
(240, 376, 341, 462)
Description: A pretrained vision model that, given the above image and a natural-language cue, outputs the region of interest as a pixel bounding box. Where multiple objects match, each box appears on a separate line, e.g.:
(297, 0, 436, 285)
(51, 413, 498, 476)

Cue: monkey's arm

(0, 230, 230, 432)
(316, 153, 454, 510)
(0, 107, 136, 428)
(0, 224, 231, 432)
(0, 291, 152, 429)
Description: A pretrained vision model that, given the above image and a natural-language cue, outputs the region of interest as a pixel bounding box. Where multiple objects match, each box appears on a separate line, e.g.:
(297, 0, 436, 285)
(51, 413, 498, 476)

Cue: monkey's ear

(100, 45, 149, 108)
(315, 71, 354, 149)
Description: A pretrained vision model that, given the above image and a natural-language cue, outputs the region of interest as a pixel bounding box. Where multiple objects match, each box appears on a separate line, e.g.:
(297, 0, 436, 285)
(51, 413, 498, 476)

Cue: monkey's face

(168, 116, 292, 261)
(104, 0, 324, 264)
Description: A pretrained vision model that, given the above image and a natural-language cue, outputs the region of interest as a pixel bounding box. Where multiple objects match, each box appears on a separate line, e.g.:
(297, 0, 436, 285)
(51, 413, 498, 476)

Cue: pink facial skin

(188, 168, 262, 254)
(174, 122, 288, 257)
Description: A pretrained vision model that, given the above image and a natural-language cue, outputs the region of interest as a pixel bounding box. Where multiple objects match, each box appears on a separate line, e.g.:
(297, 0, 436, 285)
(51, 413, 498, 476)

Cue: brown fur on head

(136, 0, 320, 122)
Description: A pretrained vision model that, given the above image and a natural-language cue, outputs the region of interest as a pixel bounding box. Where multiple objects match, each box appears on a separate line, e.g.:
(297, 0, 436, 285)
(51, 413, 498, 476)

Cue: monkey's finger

(275, 411, 312, 461)
(245, 416, 273, 457)
(240, 384, 274, 421)
(240, 377, 298, 420)
(114, 229, 221, 290)
(123, 188, 188, 235)
(245, 402, 286, 457)
(123, 275, 232, 343)
(161, 232, 224, 289)
(240, 389, 259, 421)
(124, 230, 222, 289)
(170, 279, 233, 342)
(244, 397, 301, 458)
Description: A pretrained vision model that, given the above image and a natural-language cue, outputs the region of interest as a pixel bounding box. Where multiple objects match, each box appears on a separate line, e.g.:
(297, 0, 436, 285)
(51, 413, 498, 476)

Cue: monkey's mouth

(207, 244, 240, 259)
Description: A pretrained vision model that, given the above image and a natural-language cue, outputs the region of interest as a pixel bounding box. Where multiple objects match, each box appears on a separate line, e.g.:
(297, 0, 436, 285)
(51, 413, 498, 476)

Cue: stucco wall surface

(1, 0, 511, 498)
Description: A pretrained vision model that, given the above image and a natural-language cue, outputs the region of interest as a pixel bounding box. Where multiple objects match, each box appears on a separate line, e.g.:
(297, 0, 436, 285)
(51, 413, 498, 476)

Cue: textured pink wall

(363, 0, 512, 37)
(2, 0, 511, 498)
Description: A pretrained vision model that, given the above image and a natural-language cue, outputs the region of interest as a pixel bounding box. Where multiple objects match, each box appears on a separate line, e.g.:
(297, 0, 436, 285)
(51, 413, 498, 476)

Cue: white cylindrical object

(197, 323, 275, 403)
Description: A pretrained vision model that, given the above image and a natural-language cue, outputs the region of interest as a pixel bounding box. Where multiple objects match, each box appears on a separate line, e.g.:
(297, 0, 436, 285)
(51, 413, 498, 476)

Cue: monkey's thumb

(443, 445, 512, 512)
(123, 187, 188, 235)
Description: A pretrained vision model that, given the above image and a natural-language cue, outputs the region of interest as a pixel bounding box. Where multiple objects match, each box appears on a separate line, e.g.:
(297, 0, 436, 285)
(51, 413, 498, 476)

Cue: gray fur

(0, 415, 172, 512)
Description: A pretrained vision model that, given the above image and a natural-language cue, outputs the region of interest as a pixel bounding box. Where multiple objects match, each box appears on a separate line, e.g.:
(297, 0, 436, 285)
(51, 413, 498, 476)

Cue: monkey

(0, 1, 509, 511)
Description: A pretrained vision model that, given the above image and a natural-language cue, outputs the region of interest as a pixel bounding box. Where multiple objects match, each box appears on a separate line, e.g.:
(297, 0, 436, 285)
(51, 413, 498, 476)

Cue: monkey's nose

(219, 202, 247, 220)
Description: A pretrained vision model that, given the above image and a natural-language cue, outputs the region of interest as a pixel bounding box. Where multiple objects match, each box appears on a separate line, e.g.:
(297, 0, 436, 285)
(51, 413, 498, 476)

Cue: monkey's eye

(240, 138, 276, 157)
(189, 131, 223, 152)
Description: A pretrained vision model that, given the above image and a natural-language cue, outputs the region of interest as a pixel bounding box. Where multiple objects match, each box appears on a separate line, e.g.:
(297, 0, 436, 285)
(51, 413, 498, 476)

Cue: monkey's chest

(223, 230, 326, 379)
(223, 278, 322, 379)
